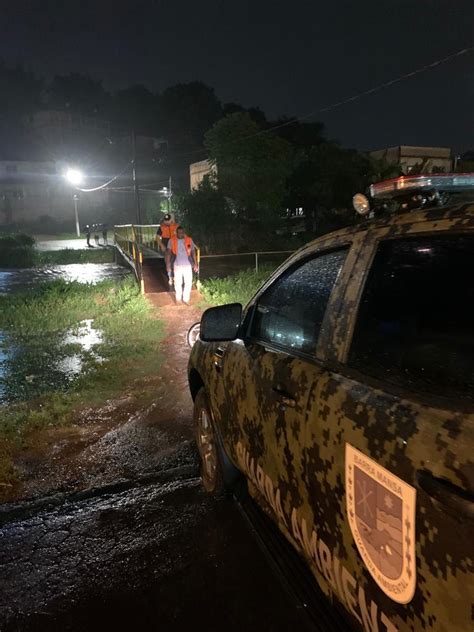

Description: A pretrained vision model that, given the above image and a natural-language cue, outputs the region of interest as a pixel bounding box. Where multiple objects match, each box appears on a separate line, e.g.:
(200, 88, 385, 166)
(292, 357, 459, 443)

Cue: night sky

(1, 0, 473, 152)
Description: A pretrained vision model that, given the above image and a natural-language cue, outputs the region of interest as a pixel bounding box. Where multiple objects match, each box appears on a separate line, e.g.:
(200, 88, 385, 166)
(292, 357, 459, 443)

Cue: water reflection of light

(0, 330, 22, 402)
(0, 332, 8, 400)
(56, 355, 83, 377)
(63, 319, 103, 351)
(0, 320, 104, 404)
(0, 271, 14, 295)
(54, 264, 127, 284)
(58, 319, 104, 377)
(0, 264, 130, 295)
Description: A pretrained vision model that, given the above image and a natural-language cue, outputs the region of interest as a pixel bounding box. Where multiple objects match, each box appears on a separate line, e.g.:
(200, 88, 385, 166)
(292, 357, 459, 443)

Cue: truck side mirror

(200, 303, 242, 342)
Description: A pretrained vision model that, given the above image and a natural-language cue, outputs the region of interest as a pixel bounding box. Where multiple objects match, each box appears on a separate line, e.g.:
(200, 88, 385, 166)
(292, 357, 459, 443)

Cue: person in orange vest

(166, 226, 198, 305)
(156, 214, 178, 252)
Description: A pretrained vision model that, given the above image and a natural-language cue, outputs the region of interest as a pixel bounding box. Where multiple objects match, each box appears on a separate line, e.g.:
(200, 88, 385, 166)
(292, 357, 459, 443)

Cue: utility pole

(168, 175, 172, 215)
(73, 193, 80, 237)
(131, 129, 142, 224)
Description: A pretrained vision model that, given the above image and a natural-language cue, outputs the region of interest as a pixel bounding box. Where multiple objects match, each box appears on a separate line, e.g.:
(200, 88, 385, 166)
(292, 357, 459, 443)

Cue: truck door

(220, 247, 351, 531)
(303, 230, 474, 631)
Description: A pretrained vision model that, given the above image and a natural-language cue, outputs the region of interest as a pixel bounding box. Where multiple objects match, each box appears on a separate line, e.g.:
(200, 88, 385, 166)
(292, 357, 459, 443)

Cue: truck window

(250, 248, 348, 354)
(349, 235, 474, 400)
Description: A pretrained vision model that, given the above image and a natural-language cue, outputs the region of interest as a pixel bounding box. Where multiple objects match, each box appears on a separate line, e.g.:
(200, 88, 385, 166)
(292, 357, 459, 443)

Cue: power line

(107, 186, 167, 194)
(247, 45, 474, 138)
(75, 161, 132, 192)
(107, 178, 170, 190)
(169, 44, 474, 159)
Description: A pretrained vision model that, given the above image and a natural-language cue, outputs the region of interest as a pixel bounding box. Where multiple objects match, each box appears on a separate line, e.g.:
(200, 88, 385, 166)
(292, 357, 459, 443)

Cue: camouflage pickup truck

(188, 174, 474, 632)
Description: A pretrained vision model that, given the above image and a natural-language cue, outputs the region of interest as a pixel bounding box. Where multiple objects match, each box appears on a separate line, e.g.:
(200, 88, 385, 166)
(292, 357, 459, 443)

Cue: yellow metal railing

(114, 224, 201, 260)
(133, 224, 162, 251)
(114, 224, 204, 295)
(114, 224, 161, 254)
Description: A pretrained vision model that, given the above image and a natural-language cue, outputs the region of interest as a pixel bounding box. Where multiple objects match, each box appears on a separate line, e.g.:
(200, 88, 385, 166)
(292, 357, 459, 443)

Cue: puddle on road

(0, 319, 104, 405)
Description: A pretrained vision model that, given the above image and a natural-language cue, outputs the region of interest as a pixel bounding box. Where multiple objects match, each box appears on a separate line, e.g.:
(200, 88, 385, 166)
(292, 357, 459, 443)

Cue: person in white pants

(166, 226, 198, 305)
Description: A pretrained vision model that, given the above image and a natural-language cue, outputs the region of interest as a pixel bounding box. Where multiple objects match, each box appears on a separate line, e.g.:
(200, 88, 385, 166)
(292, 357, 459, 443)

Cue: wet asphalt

(0, 463, 308, 632)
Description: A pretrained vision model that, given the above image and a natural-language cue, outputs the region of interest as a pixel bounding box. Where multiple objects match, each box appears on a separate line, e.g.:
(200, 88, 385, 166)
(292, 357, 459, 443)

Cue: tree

(273, 118, 326, 148)
(112, 85, 159, 134)
(287, 143, 386, 235)
(47, 73, 110, 117)
(0, 60, 43, 121)
(222, 102, 267, 127)
(204, 112, 294, 230)
(176, 177, 234, 253)
(158, 82, 223, 148)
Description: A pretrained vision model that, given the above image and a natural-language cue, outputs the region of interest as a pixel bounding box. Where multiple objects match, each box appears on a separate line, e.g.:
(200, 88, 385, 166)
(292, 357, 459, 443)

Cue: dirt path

(2, 291, 203, 505)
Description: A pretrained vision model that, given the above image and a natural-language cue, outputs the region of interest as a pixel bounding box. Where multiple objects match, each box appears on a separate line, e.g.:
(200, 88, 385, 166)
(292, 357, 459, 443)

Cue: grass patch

(199, 266, 274, 306)
(0, 277, 164, 489)
(36, 248, 114, 265)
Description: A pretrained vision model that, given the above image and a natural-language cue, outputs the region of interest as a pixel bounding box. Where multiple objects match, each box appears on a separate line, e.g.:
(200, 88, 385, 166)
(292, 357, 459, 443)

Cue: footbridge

(113, 224, 176, 293)
(113, 224, 293, 294)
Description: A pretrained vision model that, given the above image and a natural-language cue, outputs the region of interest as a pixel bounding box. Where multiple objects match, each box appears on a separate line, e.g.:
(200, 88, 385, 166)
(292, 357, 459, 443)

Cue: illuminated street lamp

(64, 168, 84, 186)
(63, 168, 84, 237)
(161, 178, 172, 215)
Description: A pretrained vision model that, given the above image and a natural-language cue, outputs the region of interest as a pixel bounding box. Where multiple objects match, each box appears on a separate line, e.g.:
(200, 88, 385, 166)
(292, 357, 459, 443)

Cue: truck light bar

(370, 173, 474, 199)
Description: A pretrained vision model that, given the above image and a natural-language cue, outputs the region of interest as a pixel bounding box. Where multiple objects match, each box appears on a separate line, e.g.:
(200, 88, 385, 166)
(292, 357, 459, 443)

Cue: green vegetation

(0, 233, 36, 268)
(176, 113, 402, 254)
(199, 266, 273, 306)
(37, 248, 114, 265)
(205, 112, 294, 230)
(0, 278, 164, 489)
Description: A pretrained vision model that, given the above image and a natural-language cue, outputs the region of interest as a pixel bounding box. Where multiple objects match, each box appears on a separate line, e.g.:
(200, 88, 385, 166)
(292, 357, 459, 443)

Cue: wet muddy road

(0, 465, 307, 632)
(0, 294, 310, 631)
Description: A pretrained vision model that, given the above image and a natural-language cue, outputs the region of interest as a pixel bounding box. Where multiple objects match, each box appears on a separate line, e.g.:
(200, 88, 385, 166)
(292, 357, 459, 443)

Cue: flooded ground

(0, 320, 104, 404)
(0, 263, 130, 294)
(0, 263, 130, 405)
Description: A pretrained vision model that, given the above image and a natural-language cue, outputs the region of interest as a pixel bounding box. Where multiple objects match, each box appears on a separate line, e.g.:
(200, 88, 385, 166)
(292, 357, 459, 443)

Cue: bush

(0, 233, 36, 267)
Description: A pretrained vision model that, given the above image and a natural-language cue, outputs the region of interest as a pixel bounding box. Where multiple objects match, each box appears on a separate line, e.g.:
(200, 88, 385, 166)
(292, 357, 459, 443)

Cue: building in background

(189, 159, 216, 190)
(0, 158, 108, 230)
(370, 145, 453, 174)
(1, 111, 169, 230)
(0, 119, 113, 232)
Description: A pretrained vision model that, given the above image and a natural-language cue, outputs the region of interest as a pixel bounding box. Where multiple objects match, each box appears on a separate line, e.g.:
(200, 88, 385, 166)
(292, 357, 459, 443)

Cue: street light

(63, 168, 84, 236)
(161, 183, 172, 215)
(64, 168, 84, 186)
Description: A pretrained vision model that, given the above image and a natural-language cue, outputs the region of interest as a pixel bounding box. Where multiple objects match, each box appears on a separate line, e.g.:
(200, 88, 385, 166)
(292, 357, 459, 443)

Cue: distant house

(370, 145, 453, 174)
(189, 159, 217, 190)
